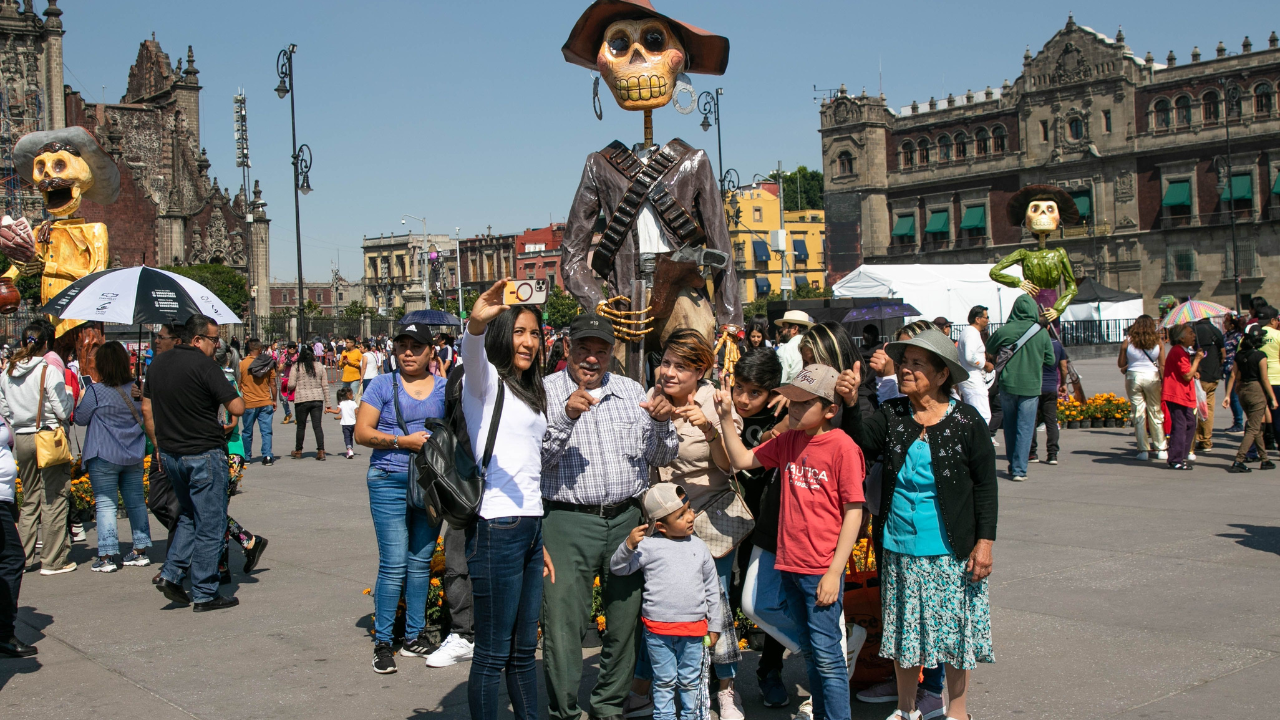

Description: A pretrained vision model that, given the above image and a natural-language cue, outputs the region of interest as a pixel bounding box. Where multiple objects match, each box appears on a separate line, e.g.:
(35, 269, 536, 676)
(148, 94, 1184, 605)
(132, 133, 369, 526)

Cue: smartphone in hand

(504, 279, 548, 306)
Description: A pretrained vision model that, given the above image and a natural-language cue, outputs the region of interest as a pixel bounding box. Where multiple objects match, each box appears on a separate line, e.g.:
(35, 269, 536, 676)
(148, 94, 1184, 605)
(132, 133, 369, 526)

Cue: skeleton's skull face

(596, 18, 686, 111)
(32, 144, 94, 217)
(1026, 200, 1060, 233)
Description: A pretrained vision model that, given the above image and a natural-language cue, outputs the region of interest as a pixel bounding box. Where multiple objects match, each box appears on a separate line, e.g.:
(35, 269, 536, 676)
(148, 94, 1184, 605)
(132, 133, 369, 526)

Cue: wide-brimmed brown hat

(563, 0, 730, 76)
(14, 126, 119, 206)
(1005, 184, 1079, 227)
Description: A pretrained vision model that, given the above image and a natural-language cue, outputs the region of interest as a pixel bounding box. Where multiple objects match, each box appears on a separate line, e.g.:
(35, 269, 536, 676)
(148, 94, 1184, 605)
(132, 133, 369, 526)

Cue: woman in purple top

(353, 323, 446, 674)
(75, 341, 154, 573)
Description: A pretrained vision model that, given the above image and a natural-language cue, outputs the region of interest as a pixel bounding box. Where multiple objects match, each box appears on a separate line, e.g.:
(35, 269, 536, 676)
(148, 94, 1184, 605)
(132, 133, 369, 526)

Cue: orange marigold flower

(596, 615, 606, 633)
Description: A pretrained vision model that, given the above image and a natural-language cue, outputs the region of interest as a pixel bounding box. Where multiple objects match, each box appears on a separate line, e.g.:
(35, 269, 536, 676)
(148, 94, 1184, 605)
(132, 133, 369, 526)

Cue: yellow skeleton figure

(0, 127, 117, 338)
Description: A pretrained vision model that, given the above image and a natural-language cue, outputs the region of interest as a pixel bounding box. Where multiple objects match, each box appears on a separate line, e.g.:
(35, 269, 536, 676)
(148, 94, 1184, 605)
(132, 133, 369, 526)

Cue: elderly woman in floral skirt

(838, 328, 997, 720)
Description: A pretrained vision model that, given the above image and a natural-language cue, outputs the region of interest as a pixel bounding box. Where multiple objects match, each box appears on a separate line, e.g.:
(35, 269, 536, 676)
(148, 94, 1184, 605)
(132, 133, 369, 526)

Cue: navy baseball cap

(569, 313, 615, 345)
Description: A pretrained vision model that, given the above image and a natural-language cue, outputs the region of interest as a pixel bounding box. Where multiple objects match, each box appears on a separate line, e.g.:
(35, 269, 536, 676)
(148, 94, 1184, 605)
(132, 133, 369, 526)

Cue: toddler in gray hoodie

(611, 483, 721, 720)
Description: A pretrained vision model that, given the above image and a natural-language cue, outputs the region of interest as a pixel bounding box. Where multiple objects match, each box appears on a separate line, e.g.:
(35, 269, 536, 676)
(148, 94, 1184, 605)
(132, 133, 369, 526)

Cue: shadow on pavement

(2, 607, 52, 690)
(1219, 524, 1280, 556)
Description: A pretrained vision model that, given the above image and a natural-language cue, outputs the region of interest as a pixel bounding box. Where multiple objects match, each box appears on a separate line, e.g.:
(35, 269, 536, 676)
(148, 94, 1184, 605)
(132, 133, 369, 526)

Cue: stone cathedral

(0, 0, 270, 299)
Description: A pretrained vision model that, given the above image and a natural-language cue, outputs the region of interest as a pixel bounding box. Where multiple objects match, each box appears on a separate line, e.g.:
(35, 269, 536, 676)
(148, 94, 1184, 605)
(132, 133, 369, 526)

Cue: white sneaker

(1156, 450, 1168, 460)
(717, 688, 745, 720)
(1187, 452, 1197, 461)
(795, 698, 814, 720)
(424, 633, 474, 667)
(990, 437, 1000, 447)
(1136, 451, 1149, 461)
(39, 562, 76, 576)
(70, 523, 86, 542)
(885, 710, 922, 720)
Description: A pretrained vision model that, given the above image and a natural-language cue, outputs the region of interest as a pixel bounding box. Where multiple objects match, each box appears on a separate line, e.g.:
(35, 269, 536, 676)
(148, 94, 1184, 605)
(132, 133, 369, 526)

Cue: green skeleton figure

(991, 193, 1079, 320)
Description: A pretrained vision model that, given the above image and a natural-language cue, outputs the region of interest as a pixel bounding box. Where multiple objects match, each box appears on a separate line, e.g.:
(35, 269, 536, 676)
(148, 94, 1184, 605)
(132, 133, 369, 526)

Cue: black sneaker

(1262, 460, 1277, 470)
(262, 456, 275, 466)
(1046, 454, 1059, 465)
(193, 595, 239, 612)
(243, 536, 268, 574)
(399, 632, 436, 658)
(373, 642, 398, 674)
(1229, 461, 1253, 473)
(1028, 454, 1039, 464)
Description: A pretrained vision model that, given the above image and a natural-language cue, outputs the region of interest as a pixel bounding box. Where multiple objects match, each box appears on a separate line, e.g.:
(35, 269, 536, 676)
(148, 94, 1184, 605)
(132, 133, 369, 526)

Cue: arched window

(1175, 96, 1192, 126)
(954, 132, 968, 159)
(837, 151, 854, 176)
(900, 141, 915, 167)
(1068, 118, 1084, 140)
(1202, 90, 1221, 123)
(917, 138, 931, 164)
(975, 128, 990, 156)
(1256, 83, 1274, 115)
(938, 135, 952, 161)
(1154, 98, 1172, 129)
(992, 125, 1007, 153)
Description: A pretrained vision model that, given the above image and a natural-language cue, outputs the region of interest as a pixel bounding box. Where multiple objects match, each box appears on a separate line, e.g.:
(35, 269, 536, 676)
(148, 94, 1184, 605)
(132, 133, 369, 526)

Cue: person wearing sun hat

(834, 328, 997, 720)
(773, 310, 814, 384)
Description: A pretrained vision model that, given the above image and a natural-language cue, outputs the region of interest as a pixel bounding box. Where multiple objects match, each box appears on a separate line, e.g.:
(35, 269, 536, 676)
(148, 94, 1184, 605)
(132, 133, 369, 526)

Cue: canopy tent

(1060, 277, 1145, 335)
(831, 263, 1027, 324)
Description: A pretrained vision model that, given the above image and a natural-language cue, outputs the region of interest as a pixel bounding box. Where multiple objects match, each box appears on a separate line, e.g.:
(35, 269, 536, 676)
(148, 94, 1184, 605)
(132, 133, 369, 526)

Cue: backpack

(993, 323, 1043, 376)
(413, 364, 503, 529)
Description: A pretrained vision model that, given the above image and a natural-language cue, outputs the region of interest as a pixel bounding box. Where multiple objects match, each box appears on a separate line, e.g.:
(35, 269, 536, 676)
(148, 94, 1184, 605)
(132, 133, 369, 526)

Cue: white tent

(831, 263, 1028, 323)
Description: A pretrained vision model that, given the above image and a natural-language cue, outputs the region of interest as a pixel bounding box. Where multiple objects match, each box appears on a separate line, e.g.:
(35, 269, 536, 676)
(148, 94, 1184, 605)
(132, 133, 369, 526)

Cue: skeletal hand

(1019, 280, 1041, 296)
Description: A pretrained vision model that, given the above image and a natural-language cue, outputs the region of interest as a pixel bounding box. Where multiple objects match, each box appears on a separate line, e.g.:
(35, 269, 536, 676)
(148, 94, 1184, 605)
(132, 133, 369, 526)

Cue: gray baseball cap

(885, 328, 970, 385)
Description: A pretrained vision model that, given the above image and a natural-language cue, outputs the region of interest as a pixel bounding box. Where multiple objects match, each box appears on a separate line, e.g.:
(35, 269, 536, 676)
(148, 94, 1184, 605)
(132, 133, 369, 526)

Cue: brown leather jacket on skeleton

(561, 138, 742, 328)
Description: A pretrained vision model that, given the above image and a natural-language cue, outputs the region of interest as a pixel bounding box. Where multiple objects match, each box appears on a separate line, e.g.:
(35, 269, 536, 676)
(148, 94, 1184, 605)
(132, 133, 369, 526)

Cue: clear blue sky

(58, 0, 1274, 284)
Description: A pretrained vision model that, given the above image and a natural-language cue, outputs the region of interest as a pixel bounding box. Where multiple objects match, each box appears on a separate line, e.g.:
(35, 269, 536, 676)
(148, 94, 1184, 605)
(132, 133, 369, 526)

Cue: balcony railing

(1160, 209, 1257, 228)
(885, 242, 918, 257)
(1163, 269, 1201, 283)
(921, 238, 951, 253)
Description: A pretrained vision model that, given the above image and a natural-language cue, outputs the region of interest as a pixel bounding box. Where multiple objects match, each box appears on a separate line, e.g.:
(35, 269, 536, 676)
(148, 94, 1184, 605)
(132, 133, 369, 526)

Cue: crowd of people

(1115, 297, 1278, 473)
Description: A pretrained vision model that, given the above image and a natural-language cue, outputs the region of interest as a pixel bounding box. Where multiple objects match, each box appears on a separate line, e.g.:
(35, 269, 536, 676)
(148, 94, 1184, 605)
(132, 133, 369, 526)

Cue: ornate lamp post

(276, 44, 313, 335)
(1218, 79, 1243, 314)
(402, 214, 430, 310)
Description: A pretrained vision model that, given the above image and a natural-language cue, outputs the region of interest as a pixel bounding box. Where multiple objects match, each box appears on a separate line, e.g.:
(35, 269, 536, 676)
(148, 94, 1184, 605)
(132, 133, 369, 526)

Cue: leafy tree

(544, 284, 582, 330)
(392, 306, 406, 320)
(341, 301, 367, 318)
(742, 281, 831, 319)
(767, 166, 824, 211)
(300, 299, 323, 317)
(161, 264, 250, 316)
(438, 289, 479, 323)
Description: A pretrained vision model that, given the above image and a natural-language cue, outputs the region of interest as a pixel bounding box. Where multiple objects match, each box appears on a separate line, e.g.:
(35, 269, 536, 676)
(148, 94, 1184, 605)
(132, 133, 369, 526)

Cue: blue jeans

(466, 516, 543, 720)
(240, 405, 275, 460)
(1000, 390, 1039, 477)
(636, 550, 737, 681)
(281, 398, 292, 418)
(366, 467, 440, 644)
(780, 571, 849, 720)
(742, 546, 802, 653)
(645, 629, 706, 720)
(86, 457, 150, 557)
(159, 449, 229, 602)
(1231, 389, 1245, 428)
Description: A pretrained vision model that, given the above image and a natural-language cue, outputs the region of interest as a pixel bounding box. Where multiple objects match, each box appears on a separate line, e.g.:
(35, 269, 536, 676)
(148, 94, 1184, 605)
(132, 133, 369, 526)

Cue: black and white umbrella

(39, 266, 242, 325)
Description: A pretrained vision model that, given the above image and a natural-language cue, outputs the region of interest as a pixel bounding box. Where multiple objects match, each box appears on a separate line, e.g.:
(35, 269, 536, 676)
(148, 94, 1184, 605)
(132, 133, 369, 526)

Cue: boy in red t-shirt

(715, 365, 864, 720)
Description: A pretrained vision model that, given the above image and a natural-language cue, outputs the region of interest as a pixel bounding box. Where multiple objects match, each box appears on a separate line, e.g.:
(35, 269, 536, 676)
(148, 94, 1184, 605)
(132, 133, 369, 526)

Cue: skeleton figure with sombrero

(0, 126, 117, 369)
(989, 184, 1080, 322)
(561, 0, 742, 382)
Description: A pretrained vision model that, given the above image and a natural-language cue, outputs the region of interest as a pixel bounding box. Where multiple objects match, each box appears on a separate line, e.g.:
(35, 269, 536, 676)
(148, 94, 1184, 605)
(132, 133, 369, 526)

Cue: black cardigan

(842, 397, 998, 560)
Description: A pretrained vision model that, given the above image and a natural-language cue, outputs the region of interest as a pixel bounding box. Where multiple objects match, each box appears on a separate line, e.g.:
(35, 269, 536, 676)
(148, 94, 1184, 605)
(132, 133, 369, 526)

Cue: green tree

(544, 284, 583, 329)
(300, 299, 323, 317)
(392, 306, 406, 320)
(439, 290, 479, 323)
(341, 301, 367, 318)
(768, 166, 824, 211)
(0, 253, 41, 307)
(161, 264, 250, 316)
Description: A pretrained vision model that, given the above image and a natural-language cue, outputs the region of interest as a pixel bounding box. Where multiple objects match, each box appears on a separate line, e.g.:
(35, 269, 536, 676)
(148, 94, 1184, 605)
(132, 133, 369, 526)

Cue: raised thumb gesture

(468, 279, 511, 335)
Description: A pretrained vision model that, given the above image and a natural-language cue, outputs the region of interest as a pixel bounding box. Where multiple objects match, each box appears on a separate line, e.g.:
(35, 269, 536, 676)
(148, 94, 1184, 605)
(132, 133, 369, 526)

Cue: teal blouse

(883, 405, 955, 557)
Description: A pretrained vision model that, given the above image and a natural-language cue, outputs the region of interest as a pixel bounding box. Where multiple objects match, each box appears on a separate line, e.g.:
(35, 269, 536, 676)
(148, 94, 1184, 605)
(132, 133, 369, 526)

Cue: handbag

(692, 476, 755, 559)
(34, 365, 72, 468)
(992, 322, 1043, 377)
(415, 366, 504, 529)
(146, 455, 181, 532)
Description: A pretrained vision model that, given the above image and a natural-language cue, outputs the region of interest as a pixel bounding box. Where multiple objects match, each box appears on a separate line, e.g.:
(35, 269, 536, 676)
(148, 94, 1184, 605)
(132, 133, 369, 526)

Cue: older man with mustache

(540, 313, 679, 720)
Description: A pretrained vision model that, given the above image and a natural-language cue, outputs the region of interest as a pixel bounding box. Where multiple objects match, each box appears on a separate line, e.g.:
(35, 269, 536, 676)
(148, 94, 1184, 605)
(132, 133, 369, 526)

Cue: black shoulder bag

(399, 366, 504, 528)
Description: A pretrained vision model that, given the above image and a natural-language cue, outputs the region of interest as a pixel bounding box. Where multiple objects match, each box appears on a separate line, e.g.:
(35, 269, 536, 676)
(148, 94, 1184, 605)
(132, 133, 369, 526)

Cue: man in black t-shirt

(142, 314, 244, 611)
(1193, 317, 1226, 452)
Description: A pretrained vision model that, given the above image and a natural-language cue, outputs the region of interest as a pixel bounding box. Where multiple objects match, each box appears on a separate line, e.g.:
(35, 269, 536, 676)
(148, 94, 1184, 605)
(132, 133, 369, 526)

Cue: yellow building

(726, 183, 826, 301)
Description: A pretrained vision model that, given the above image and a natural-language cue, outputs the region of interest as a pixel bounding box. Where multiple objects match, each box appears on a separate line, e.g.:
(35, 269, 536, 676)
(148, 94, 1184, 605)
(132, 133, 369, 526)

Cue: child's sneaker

(716, 688, 745, 720)
(122, 551, 151, 567)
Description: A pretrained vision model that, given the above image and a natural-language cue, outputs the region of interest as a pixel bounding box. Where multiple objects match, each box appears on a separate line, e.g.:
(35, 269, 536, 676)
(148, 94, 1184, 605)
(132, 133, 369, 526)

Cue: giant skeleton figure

(561, 0, 742, 382)
(0, 127, 116, 375)
(990, 184, 1080, 322)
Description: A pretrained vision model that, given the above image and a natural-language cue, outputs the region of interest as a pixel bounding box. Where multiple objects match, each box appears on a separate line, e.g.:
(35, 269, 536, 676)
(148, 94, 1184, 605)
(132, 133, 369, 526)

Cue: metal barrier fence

(947, 318, 1134, 346)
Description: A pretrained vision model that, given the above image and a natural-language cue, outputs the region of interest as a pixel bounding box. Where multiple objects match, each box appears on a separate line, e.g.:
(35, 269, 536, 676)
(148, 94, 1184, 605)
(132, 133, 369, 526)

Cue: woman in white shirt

(360, 340, 381, 392)
(1118, 315, 1167, 460)
(0, 416, 33, 657)
(462, 280, 548, 720)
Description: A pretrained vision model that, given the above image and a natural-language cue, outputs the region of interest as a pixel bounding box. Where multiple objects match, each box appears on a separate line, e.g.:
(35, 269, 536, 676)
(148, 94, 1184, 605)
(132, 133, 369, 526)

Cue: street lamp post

(402, 214, 430, 310)
(276, 44, 313, 338)
(1220, 79, 1243, 315)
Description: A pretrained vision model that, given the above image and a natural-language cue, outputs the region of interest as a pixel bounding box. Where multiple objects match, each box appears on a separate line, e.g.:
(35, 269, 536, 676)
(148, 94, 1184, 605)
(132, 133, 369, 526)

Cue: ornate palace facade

(821, 16, 1280, 313)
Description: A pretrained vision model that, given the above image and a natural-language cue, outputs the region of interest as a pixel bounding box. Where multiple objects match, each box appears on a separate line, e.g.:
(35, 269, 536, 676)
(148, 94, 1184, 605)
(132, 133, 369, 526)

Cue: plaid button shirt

(541, 370, 679, 505)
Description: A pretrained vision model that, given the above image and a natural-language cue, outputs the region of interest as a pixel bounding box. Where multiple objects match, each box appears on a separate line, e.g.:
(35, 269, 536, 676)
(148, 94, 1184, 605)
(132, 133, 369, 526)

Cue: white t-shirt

(362, 351, 380, 379)
(0, 421, 14, 503)
(339, 399, 358, 425)
(957, 325, 991, 389)
(461, 328, 547, 519)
